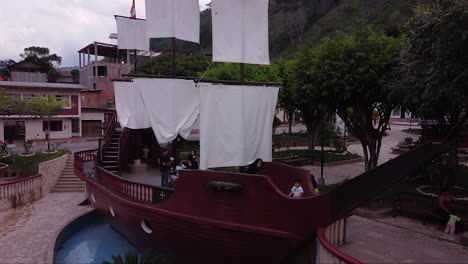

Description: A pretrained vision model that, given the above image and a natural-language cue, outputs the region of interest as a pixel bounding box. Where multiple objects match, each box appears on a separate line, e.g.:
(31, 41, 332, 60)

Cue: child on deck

(444, 210, 461, 235)
(288, 180, 304, 199)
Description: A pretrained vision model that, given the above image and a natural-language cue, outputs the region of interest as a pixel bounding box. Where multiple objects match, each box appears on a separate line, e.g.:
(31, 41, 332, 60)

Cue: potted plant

(20, 140, 34, 156)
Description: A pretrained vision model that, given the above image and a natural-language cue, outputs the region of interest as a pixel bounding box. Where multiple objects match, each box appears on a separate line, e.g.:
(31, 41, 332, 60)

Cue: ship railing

(74, 149, 98, 181)
(97, 167, 173, 204)
(316, 217, 363, 264)
(0, 174, 43, 201)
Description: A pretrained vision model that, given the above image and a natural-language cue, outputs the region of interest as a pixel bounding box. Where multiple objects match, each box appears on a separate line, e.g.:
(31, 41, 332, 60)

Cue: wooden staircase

(51, 154, 85, 193)
(101, 129, 122, 174)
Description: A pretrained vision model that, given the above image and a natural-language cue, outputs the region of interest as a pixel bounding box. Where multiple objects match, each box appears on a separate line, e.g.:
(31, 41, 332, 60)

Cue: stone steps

(51, 154, 85, 193)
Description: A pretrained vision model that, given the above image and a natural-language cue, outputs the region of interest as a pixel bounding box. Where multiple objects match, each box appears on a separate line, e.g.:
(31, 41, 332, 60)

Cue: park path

(302, 124, 416, 185)
(340, 216, 468, 263)
(0, 193, 92, 263)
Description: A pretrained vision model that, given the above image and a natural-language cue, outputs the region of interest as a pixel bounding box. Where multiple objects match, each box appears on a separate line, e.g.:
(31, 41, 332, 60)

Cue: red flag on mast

(130, 0, 136, 19)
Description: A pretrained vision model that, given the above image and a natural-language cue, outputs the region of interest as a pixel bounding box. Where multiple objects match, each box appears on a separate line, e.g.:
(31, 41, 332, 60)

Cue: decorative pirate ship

(79, 1, 453, 263)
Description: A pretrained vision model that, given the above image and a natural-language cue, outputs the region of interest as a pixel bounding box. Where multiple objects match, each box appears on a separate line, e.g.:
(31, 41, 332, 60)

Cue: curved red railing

(0, 174, 43, 199)
(74, 149, 98, 181)
(316, 218, 364, 264)
(97, 167, 173, 204)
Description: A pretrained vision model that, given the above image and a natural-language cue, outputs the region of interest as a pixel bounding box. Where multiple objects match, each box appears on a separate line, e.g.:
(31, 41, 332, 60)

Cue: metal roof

(0, 81, 85, 90)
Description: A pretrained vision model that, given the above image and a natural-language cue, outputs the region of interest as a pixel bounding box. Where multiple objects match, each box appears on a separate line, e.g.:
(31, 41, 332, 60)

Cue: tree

(0, 59, 16, 80)
(136, 54, 211, 77)
(203, 62, 280, 83)
(290, 47, 322, 150)
(22, 94, 70, 152)
(0, 90, 27, 114)
(294, 26, 405, 171)
(20, 46, 62, 82)
(391, 0, 468, 140)
(276, 59, 299, 134)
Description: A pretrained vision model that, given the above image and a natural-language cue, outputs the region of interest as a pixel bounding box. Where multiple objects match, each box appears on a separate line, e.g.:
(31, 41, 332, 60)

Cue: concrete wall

(82, 112, 104, 122)
(25, 119, 72, 140)
(39, 153, 69, 195)
(0, 153, 69, 211)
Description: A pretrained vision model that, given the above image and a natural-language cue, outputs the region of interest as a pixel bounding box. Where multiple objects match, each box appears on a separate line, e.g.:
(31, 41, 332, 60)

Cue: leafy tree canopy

(137, 54, 211, 77)
(20, 46, 62, 68)
(203, 63, 280, 83)
(292, 25, 406, 170)
(392, 0, 468, 133)
(0, 59, 16, 80)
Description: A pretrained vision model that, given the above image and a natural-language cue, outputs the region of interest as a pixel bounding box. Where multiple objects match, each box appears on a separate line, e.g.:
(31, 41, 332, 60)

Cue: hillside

(150, 0, 417, 58)
(270, 0, 417, 58)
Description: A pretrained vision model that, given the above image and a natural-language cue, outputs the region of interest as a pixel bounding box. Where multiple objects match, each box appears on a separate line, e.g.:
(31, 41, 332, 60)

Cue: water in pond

(55, 221, 137, 264)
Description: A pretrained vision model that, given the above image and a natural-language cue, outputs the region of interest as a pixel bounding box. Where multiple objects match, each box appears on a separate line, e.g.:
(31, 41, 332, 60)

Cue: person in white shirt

(175, 160, 187, 177)
(288, 180, 304, 199)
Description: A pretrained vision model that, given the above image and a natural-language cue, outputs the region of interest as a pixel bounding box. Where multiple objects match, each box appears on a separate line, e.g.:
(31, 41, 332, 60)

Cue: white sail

(199, 84, 279, 170)
(133, 78, 200, 144)
(116, 17, 149, 51)
(145, 0, 200, 43)
(212, 0, 270, 65)
(114, 81, 151, 129)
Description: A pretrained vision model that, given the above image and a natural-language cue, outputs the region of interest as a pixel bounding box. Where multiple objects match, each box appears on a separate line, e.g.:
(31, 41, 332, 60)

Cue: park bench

(393, 192, 468, 233)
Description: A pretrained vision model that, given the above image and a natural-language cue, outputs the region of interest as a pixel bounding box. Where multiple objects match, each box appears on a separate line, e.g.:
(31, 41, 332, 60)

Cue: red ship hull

(86, 162, 332, 264)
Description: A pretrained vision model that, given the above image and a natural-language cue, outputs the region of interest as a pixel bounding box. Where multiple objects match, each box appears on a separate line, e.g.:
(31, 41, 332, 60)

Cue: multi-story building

(0, 81, 82, 143)
(0, 60, 84, 143)
(77, 42, 133, 137)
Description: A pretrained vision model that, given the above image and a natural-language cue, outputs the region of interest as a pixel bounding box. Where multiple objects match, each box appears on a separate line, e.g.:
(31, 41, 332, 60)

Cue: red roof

(59, 71, 73, 77)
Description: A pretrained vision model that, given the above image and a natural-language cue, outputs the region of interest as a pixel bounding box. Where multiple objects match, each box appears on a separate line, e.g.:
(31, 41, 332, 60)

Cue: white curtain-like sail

(145, 0, 200, 43)
(199, 84, 279, 170)
(212, 0, 270, 65)
(114, 81, 151, 129)
(133, 78, 200, 144)
(116, 17, 149, 51)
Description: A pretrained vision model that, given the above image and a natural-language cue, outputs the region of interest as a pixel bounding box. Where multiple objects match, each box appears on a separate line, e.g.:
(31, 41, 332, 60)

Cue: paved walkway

(0, 193, 92, 263)
(302, 124, 418, 185)
(340, 216, 468, 263)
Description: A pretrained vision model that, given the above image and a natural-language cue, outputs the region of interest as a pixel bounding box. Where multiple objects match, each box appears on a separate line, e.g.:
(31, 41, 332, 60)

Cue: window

(56, 95, 71, 109)
(43, 121, 63, 132)
(93, 66, 107, 77)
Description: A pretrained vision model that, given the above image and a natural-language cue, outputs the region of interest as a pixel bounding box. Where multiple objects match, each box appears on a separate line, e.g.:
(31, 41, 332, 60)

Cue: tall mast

(171, 37, 177, 77)
(171, 37, 178, 158)
(240, 63, 245, 83)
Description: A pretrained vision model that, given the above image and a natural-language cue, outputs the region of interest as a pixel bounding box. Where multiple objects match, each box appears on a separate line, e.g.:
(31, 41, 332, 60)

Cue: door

(81, 120, 102, 138)
(4, 121, 25, 143)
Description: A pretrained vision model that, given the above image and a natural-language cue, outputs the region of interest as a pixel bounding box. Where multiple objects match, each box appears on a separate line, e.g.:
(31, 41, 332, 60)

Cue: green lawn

(273, 149, 360, 163)
(0, 150, 69, 178)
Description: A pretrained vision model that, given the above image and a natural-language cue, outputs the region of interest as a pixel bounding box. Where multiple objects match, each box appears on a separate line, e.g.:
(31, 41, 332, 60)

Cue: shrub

(23, 140, 33, 154)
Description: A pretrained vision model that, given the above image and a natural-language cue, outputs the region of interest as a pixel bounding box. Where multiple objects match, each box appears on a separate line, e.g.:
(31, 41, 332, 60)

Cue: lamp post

(318, 104, 327, 186)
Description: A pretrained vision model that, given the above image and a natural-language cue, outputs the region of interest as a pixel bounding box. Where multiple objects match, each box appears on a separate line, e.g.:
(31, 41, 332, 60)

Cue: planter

(0, 163, 8, 170)
(42, 150, 58, 154)
(18, 152, 36, 157)
(313, 157, 364, 167)
(416, 185, 468, 201)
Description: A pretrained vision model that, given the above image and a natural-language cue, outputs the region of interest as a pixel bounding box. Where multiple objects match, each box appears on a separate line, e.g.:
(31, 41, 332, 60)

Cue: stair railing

(118, 128, 131, 171)
(100, 113, 117, 164)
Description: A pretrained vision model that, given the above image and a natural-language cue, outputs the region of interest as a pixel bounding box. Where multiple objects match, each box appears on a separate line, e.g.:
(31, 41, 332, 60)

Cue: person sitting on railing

(288, 179, 304, 199)
(246, 159, 263, 174)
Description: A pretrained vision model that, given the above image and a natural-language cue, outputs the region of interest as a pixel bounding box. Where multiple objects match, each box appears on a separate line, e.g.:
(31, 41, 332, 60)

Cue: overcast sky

(0, 0, 211, 67)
